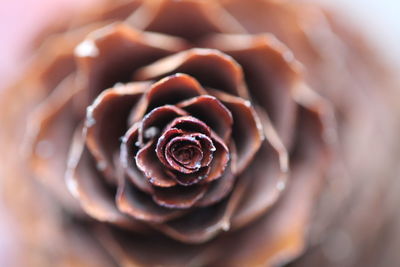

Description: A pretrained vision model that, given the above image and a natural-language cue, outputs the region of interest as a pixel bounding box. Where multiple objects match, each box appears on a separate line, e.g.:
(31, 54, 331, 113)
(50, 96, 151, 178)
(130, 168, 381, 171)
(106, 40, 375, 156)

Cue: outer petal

(204, 33, 300, 148)
(153, 171, 248, 244)
(177, 95, 233, 142)
(127, 0, 246, 42)
(65, 127, 143, 230)
(209, 89, 263, 175)
(75, 23, 188, 104)
(136, 140, 177, 187)
(152, 184, 208, 209)
(231, 109, 289, 229)
(84, 82, 149, 183)
(25, 75, 82, 212)
(129, 73, 207, 124)
(120, 124, 154, 193)
(134, 48, 249, 98)
(195, 162, 236, 207)
(207, 105, 331, 267)
(116, 177, 184, 224)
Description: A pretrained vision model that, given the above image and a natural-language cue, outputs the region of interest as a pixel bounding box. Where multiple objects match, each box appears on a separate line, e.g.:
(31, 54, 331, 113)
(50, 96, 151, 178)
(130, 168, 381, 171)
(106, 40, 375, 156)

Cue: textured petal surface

(75, 23, 188, 104)
(84, 82, 149, 182)
(204, 33, 299, 148)
(134, 48, 249, 98)
(128, 0, 245, 42)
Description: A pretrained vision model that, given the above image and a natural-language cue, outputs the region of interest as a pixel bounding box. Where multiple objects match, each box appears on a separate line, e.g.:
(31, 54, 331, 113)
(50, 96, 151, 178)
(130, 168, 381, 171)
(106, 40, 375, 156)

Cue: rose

(22, 0, 336, 266)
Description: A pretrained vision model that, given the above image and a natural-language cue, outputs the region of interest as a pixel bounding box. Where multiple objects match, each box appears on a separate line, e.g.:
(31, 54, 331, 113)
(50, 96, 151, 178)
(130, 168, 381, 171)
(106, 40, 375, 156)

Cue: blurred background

(0, 0, 399, 266)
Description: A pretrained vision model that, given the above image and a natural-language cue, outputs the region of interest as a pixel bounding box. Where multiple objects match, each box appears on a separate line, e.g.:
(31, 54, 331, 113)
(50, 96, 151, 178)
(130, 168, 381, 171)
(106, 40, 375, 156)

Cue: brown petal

(209, 89, 263, 175)
(129, 73, 207, 124)
(135, 140, 177, 187)
(154, 173, 248, 244)
(164, 116, 211, 136)
(138, 105, 188, 146)
(204, 33, 300, 148)
(177, 95, 233, 142)
(75, 23, 188, 104)
(65, 127, 142, 230)
(169, 167, 211, 187)
(134, 48, 249, 98)
(120, 124, 154, 193)
(195, 163, 236, 207)
(116, 177, 183, 224)
(96, 227, 202, 267)
(207, 107, 330, 267)
(152, 184, 208, 209)
(25, 75, 82, 212)
(127, 0, 246, 42)
(231, 110, 289, 229)
(84, 82, 149, 183)
(200, 132, 230, 183)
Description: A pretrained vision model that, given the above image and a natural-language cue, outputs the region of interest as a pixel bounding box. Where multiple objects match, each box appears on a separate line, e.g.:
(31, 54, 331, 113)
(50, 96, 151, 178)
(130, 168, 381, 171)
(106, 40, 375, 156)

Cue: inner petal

(165, 136, 203, 173)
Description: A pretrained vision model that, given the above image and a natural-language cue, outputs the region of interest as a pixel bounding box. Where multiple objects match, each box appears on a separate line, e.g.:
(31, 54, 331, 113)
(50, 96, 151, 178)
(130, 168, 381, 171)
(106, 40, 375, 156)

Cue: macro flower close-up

(1, 0, 399, 266)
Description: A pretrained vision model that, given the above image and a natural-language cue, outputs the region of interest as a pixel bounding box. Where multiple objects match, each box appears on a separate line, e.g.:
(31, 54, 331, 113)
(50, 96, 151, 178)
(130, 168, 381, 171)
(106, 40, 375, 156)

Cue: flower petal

(127, 0, 245, 42)
(200, 132, 230, 183)
(116, 177, 184, 224)
(206, 107, 330, 267)
(231, 110, 289, 229)
(120, 124, 154, 193)
(134, 48, 249, 98)
(152, 184, 208, 209)
(209, 89, 263, 175)
(65, 127, 143, 230)
(154, 173, 248, 244)
(136, 140, 177, 187)
(177, 95, 233, 142)
(129, 73, 207, 124)
(195, 163, 236, 207)
(25, 75, 82, 212)
(138, 105, 188, 146)
(204, 33, 300, 148)
(75, 23, 188, 104)
(84, 82, 149, 183)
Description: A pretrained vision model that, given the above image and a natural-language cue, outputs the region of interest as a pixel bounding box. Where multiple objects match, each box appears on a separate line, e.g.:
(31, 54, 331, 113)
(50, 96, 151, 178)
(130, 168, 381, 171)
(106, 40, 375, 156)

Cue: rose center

(171, 144, 203, 168)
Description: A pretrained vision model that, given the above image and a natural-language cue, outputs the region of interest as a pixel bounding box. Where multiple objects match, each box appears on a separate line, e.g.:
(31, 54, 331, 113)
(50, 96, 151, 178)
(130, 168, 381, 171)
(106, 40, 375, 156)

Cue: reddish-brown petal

(195, 163, 236, 207)
(164, 116, 211, 136)
(156, 128, 185, 169)
(127, 0, 245, 42)
(120, 124, 154, 193)
(207, 108, 330, 267)
(152, 184, 208, 209)
(84, 82, 149, 183)
(169, 166, 211, 187)
(75, 23, 188, 104)
(134, 48, 249, 98)
(25, 75, 82, 212)
(209, 89, 263, 175)
(138, 105, 188, 146)
(129, 73, 207, 124)
(65, 127, 142, 230)
(96, 227, 203, 267)
(177, 95, 233, 142)
(164, 135, 203, 173)
(135, 140, 177, 187)
(116, 177, 184, 224)
(154, 173, 248, 244)
(201, 132, 230, 183)
(231, 110, 289, 229)
(204, 33, 300, 148)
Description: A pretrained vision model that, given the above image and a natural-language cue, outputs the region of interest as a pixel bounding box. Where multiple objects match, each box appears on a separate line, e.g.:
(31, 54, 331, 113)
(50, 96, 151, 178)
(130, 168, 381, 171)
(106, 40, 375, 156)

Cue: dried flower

(2, 0, 398, 266)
